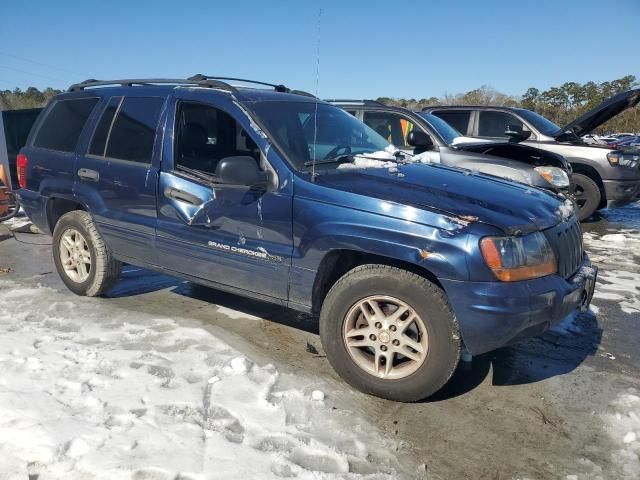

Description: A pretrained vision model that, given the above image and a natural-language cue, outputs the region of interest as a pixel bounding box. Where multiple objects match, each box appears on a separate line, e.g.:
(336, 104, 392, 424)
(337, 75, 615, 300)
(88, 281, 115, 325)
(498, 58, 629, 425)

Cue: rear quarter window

(33, 98, 99, 152)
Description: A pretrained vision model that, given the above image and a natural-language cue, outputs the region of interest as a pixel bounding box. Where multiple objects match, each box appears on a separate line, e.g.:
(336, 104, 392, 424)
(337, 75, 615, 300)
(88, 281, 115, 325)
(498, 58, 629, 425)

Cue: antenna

(311, 7, 322, 180)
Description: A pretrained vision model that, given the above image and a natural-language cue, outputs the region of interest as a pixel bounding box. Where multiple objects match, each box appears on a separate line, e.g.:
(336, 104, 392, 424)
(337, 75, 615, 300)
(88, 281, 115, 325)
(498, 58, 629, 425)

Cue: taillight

(17, 153, 27, 189)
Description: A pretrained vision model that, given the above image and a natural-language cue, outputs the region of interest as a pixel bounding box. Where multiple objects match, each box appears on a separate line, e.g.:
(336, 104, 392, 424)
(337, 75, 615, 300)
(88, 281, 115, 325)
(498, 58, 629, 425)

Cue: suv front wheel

(52, 210, 121, 296)
(319, 265, 460, 402)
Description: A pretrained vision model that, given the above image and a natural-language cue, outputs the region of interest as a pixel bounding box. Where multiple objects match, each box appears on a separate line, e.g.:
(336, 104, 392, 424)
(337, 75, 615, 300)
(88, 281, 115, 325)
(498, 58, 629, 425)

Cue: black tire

(319, 265, 460, 402)
(570, 173, 601, 221)
(52, 210, 121, 296)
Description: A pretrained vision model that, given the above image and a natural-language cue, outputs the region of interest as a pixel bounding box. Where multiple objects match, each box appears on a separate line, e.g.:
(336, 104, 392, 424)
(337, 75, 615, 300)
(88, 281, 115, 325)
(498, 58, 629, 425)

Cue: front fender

(288, 196, 476, 311)
(295, 219, 471, 281)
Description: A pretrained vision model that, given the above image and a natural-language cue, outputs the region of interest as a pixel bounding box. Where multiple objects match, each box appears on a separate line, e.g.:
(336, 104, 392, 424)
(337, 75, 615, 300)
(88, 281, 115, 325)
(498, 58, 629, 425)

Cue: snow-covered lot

(0, 203, 639, 479)
(0, 279, 405, 480)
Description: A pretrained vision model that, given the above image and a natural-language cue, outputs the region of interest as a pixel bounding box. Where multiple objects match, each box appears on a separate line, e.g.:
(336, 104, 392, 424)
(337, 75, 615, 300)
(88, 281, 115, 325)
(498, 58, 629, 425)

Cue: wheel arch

(568, 159, 606, 208)
(45, 196, 87, 234)
(311, 248, 445, 315)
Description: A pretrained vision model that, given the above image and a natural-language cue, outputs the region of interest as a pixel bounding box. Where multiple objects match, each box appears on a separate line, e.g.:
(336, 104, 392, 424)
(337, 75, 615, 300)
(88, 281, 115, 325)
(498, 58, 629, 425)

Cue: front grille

(544, 218, 583, 279)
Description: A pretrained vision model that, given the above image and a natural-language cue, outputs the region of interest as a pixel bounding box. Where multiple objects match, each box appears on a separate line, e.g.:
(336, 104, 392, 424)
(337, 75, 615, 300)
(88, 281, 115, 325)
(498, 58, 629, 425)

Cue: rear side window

(101, 97, 164, 163)
(432, 110, 471, 134)
(478, 111, 524, 137)
(33, 98, 98, 152)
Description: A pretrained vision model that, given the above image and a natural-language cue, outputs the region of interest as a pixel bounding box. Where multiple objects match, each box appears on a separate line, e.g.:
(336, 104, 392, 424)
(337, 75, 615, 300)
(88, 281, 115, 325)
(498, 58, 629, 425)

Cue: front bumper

(603, 179, 640, 208)
(440, 258, 597, 355)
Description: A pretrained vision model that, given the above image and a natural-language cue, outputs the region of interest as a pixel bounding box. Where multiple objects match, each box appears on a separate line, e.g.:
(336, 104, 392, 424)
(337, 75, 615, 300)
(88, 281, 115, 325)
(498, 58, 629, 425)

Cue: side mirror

(407, 130, 434, 148)
(504, 124, 531, 142)
(215, 156, 265, 187)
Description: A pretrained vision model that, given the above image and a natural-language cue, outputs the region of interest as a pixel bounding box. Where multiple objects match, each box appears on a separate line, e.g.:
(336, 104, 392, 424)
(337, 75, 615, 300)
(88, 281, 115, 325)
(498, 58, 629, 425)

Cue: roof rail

(187, 75, 315, 98)
(188, 74, 289, 92)
(68, 75, 317, 98)
(68, 77, 235, 92)
(324, 99, 384, 106)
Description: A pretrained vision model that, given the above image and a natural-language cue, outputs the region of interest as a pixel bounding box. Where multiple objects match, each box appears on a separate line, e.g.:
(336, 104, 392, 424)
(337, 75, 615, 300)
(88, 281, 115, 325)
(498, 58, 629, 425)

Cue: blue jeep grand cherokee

(16, 76, 597, 401)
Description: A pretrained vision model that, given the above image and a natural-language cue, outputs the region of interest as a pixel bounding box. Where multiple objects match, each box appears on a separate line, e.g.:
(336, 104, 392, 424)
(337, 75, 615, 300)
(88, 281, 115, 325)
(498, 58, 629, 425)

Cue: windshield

(248, 101, 391, 171)
(516, 109, 561, 136)
(416, 112, 462, 145)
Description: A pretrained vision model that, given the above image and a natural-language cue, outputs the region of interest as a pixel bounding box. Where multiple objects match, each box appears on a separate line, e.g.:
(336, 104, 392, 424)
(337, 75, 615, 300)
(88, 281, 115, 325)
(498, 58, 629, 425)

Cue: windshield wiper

(304, 154, 354, 167)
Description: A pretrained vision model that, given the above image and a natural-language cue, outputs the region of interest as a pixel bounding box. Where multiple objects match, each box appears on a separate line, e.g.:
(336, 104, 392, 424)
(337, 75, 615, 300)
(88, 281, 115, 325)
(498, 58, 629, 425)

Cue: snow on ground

(583, 223, 640, 315)
(583, 229, 640, 265)
(0, 211, 31, 231)
(601, 389, 640, 479)
(0, 278, 406, 480)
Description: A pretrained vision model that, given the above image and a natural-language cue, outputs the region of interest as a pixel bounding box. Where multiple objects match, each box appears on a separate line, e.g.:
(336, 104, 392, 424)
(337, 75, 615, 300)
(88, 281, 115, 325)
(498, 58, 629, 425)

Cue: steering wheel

(324, 145, 351, 160)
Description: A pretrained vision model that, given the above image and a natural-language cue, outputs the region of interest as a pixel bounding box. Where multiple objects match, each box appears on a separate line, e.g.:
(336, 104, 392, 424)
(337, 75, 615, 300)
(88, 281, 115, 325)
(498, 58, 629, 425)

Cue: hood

(310, 163, 569, 235)
(557, 88, 640, 138)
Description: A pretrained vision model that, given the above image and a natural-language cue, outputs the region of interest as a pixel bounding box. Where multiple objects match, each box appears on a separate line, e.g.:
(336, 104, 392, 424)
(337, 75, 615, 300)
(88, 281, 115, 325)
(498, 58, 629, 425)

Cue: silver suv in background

(329, 100, 572, 196)
(424, 89, 640, 220)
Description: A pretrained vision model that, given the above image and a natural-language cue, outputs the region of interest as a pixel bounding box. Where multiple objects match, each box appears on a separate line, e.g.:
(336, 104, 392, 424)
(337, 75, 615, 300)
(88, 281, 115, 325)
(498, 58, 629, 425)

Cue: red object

(17, 153, 27, 189)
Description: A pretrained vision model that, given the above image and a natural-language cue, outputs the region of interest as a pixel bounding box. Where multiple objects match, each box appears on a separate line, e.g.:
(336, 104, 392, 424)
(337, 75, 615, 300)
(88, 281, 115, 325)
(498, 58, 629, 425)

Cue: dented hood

(557, 88, 640, 138)
(311, 163, 568, 235)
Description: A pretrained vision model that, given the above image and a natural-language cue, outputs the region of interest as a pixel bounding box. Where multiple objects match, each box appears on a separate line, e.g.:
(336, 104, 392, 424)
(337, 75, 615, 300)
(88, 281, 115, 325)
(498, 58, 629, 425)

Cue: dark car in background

(329, 100, 572, 196)
(424, 89, 640, 220)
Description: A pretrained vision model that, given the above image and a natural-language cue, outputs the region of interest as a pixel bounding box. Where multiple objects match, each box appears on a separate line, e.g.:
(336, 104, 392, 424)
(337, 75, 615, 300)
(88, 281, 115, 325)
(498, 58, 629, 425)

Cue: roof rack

(188, 75, 315, 98)
(68, 75, 317, 98)
(68, 77, 235, 92)
(324, 99, 384, 106)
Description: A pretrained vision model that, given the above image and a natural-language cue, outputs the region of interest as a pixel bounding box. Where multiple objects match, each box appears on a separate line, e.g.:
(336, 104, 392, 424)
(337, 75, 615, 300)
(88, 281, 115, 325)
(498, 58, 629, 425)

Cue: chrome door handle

(77, 168, 100, 182)
(164, 187, 203, 206)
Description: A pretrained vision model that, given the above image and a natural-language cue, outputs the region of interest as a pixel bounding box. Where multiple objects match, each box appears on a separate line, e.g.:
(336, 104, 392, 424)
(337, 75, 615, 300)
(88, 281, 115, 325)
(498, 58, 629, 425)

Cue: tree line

(1, 75, 638, 134)
(378, 75, 639, 134)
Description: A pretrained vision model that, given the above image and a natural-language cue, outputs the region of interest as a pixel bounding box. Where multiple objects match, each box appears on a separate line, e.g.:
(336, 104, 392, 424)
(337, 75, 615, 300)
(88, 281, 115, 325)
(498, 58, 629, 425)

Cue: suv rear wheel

(319, 265, 460, 402)
(52, 211, 121, 296)
(570, 173, 601, 221)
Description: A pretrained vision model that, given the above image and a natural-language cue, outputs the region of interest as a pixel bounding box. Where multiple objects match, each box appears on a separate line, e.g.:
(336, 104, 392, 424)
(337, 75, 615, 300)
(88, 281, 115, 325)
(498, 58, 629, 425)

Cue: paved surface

(1, 204, 639, 480)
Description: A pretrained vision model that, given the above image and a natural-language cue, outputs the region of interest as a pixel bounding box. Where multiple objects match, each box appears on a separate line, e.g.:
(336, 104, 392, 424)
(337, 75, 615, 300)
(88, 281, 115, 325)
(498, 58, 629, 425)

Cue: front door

(155, 93, 293, 301)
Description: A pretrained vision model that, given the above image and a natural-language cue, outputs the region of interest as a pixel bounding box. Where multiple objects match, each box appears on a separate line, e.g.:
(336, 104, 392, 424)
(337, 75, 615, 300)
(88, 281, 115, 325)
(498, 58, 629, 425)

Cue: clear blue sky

(1, 0, 638, 99)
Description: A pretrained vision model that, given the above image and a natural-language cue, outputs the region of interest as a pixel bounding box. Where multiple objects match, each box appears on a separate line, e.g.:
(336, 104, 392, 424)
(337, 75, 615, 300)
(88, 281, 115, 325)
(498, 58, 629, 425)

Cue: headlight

(480, 232, 557, 282)
(607, 151, 640, 168)
(534, 166, 570, 188)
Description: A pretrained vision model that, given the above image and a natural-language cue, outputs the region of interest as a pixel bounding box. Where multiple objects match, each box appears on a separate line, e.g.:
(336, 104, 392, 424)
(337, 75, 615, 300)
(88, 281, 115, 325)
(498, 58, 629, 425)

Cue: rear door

(74, 95, 166, 264)
(155, 91, 293, 301)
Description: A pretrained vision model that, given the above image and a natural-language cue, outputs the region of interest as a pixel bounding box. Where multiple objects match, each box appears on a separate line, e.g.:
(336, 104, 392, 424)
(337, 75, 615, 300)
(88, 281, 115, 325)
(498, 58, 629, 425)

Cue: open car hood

(556, 88, 640, 138)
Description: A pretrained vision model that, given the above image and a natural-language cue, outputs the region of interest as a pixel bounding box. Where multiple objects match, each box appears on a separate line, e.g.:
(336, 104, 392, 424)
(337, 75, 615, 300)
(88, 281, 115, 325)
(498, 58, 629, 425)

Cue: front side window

(174, 101, 261, 177)
(432, 110, 471, 135)
(362, 111, 417, 147)
(478, 111, 524, 137)
(516, 109, 560, 136)
(33, 97, 98, 152)
(249, 101, 389, 171)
